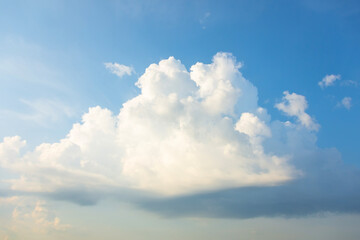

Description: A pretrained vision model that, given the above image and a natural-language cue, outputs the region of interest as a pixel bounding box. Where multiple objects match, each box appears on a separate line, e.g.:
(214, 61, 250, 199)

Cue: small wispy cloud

(341, 79, 359, 87)
(199, 12, 211, 29)
(104, 62, 135, 78)
(337, 97, 352, 110)
(0, 99, 75, 127)
(318, 74, 341, 88)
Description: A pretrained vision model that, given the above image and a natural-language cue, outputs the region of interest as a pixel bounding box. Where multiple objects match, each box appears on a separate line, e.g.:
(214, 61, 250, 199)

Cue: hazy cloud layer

(1, 53, 359, 218)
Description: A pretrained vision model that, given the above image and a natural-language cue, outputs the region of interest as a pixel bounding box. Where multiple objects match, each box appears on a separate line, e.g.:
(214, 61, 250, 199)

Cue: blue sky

(0, 0, 360, 239)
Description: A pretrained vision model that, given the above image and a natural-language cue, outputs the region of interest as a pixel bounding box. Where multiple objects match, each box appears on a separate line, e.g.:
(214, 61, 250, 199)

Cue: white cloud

(341, 80, 359, 87)
(235, 111, 271, 149)
(104, 62, 134, 78)
(199, 12, 211, 29)
(10, 198, 70, 233)
(235, 111, 271, 139)
(318, 74, 341, 88)
(275, 91, 319, 131)
(0, 196, 70, 239)
(338, 97, 352, 110)
(0, 99, 75, 128)
(1, 52, 358, 219)
(0, 53, 300, 197)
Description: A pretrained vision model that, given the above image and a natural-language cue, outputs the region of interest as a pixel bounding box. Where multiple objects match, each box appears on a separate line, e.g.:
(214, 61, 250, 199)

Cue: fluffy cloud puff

(104, 62, 134, 78)
(275, 91, 319, 131)
(318, 74, 341, 88)
(0, 53, 325, 199)
(338, 97, 352, 110)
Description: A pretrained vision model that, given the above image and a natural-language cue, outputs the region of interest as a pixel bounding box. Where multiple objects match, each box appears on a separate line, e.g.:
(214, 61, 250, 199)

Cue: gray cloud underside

(24, 148, 360, 219)
(2, 148, 359, 219)
(138, 150, 360, 218)
(36, 153, 360, 219)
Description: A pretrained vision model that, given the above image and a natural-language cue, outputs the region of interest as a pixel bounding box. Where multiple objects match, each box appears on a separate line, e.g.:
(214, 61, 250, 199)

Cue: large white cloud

(1, 53, 320, 197)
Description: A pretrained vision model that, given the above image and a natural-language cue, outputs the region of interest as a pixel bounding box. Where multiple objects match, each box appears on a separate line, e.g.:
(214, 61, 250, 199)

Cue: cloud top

(0, 53, 301, 197)
(1, 53, 359, 218)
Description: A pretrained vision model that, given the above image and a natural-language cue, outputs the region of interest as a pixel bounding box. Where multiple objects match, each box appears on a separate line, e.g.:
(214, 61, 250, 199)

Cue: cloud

(318, 74, 341, 88)
(138, 126, 360, 218)
(235, 111, 271, 138)
(337, 97, 352, 110)
(200, 12, 211, 23)
(0, 53, 359, 218)
(139, 167, 360, 219)
(14, 201, 70, 231)
(104, 62, 135, 78)
(1, 53, 295, 196)
(0, 99, 75, 127)
(275, 91, 319, 131)
(341, 80, 359, 87)
(10, 198, 70, 233)
(199, 12, 211, 29)
(0, 196, 70, 239)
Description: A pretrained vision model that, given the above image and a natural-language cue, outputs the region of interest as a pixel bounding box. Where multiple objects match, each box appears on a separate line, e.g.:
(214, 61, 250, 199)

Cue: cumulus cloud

(0, 53, 295, 196)
(104, 62, 134, 78)
(9, 198, 70, 233)
(318, 74, 341, 88)
(275, 91, 319, 131)
(0, 196, 70, 239)
(337, 97, 352, 110)
(138, 112, 360, 218)
(0, 53, 359, 218)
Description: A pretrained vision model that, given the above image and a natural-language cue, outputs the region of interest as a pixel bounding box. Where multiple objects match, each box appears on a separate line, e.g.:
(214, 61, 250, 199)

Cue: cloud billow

(1, 52, 359, 218)
(139, 133, 360, 218)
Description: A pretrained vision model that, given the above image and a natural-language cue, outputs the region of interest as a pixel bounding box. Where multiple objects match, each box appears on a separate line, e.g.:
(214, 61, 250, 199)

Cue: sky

(0, 0, 360, 239)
